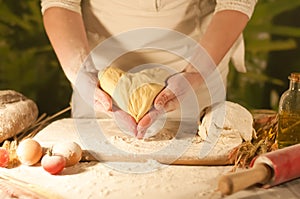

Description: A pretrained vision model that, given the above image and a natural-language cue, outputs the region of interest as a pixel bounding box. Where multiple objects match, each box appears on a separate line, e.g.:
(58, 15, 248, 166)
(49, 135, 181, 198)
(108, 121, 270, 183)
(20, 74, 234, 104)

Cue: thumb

(154, 88, 176, 111)
(136, 109, 162, 139)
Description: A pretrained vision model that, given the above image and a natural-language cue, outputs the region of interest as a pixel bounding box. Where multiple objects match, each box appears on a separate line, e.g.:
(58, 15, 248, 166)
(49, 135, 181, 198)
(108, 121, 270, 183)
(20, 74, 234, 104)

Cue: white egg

(16, 139, 43, 166)
(52, 141, 82, 167)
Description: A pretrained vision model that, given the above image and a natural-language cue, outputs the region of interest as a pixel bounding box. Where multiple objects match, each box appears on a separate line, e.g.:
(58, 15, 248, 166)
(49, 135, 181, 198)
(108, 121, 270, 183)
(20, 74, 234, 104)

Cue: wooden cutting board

(34, 118, 236, 165)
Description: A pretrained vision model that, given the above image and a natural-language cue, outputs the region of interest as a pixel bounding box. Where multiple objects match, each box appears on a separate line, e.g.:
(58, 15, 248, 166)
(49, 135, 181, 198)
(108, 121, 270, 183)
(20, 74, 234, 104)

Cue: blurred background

(1, 0, 300, 116)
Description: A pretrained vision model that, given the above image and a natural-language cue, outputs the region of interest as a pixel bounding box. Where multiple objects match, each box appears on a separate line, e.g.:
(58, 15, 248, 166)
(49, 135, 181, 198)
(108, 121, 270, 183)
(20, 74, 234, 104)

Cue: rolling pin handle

(218, 163, 273, 196)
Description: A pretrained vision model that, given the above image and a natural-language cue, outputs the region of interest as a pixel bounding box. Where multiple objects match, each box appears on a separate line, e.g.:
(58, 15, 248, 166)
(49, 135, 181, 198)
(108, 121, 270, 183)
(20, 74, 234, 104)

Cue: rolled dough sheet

(34, 118, 237, 165)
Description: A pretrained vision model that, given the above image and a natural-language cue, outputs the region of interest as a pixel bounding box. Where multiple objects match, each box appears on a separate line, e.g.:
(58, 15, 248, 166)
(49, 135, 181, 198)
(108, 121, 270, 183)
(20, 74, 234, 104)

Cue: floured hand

(93, 83, 112, 112)
(94, 85, 137, 136)
(111, 107, 138, 136)
(137, 71, 204, 138)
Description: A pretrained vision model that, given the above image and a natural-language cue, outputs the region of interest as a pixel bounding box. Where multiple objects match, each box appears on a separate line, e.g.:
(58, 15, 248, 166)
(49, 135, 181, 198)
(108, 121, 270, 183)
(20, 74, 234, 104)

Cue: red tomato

(41, 154, 66, 175)
(0, 148, 9, 168)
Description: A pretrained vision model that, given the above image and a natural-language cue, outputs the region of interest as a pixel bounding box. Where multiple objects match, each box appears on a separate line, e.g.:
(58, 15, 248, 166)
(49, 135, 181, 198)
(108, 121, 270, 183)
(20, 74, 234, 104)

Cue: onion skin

(16, 139, 43, 166)
(0, 148, 9, 168)
(41, 154, 66, 175)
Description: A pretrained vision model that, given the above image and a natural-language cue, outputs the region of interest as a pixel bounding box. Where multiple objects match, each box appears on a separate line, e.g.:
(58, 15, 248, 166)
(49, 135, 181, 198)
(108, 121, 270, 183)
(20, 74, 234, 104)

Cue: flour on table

(35, 101, 254, 166)
(108, 120, 181, 154)
(106, 101, 254, 158)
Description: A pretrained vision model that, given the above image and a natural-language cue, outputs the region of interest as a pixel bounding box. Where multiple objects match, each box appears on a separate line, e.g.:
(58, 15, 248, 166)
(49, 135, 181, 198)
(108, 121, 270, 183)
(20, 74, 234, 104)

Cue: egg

(16, 139, 43, 166)
(52, 141, 82, 167)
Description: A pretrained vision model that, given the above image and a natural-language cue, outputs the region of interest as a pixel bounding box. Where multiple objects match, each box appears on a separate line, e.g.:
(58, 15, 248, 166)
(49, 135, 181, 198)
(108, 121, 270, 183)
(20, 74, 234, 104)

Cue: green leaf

(246, 24, 300, 38)
(251, 0, 300, 25)
(238, 72, 285, 86)
(246, 39, 297, 53)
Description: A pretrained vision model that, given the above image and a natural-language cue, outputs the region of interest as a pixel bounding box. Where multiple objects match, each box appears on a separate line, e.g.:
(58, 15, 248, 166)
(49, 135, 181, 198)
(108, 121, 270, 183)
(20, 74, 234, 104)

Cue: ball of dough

(198, 101, 254, 144)
(98, 66, 171, 122)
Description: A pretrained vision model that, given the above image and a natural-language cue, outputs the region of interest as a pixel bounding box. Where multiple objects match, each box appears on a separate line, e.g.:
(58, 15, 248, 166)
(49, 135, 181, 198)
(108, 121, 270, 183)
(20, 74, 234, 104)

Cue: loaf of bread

(0, 90, 38, 142)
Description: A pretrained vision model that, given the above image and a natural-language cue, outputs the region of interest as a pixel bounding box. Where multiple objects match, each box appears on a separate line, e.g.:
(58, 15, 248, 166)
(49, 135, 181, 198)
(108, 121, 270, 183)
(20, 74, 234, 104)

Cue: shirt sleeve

(41, 0, 82, 15)
(215, 0, 257, 19)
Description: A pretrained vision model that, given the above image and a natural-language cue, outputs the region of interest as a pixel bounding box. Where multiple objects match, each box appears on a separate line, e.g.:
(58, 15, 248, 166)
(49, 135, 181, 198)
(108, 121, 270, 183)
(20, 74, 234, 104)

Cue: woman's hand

(154, 71, 204, 111)
(75, 70, 138, 136)
(94, 84, 138, 136)
(136, 70, 204, 138)
(93, 83, 112, 112)
(111, 107, 138, 136)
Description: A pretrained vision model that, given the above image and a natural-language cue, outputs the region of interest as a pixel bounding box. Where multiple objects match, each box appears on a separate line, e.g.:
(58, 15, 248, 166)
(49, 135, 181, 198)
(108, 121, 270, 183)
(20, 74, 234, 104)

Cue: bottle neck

(290, 80, 300, 91)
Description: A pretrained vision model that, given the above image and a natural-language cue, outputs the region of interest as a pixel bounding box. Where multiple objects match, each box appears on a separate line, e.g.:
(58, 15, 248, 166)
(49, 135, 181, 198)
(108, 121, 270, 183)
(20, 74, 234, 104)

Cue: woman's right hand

(93, 84, 113, 112)
(94, 85, 138, 136)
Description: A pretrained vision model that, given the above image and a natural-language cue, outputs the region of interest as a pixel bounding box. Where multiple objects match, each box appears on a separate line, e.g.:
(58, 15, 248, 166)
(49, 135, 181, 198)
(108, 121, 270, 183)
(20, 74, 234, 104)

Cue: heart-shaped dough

(98, 66, 171, 122)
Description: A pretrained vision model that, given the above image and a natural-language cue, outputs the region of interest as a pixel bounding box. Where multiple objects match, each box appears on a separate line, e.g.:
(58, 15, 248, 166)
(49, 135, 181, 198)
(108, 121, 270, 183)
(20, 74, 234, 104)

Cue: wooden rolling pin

(218, 143, 300, 195)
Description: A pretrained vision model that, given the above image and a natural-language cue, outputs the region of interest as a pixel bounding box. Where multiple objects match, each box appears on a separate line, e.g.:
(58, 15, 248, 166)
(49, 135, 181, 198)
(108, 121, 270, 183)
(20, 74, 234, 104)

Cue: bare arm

(42, 7, 138, 134)
(200, 10, 249, 65)
(185, 10, 249, 73)
(43, 7, 90, 85)
(42, 7, 112, 110)
(138, 10, 251, 138)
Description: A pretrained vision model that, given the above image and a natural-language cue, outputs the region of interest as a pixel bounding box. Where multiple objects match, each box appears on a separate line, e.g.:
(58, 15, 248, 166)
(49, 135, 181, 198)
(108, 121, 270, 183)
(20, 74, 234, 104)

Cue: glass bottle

(277, 72, 300, 149)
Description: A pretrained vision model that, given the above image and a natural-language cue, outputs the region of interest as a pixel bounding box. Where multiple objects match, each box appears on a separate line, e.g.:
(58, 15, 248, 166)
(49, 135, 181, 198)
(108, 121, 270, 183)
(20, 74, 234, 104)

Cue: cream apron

(72, 0, 246, 119)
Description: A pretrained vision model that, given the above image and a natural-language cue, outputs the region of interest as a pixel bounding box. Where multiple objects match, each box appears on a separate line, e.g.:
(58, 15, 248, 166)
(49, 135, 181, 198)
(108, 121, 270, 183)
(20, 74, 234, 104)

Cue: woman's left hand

(136, 70, 204, 138)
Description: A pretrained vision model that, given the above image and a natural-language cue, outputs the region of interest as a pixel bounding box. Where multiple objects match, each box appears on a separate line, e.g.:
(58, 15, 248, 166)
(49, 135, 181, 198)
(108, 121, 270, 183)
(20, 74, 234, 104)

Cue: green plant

(0, 0, 71, 115)
(227, 0, 300, 109)
(1, 0, 300, 114)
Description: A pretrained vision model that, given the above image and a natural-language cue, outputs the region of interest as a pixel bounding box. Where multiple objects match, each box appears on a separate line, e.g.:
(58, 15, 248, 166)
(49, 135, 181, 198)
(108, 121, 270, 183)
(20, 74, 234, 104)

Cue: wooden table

(1, 117, 299, 199)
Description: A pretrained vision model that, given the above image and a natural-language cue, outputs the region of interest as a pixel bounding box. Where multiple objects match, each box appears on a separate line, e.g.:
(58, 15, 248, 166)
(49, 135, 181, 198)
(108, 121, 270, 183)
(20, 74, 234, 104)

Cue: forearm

(199, 10, 249, 66)
(43, 7, 90, 85)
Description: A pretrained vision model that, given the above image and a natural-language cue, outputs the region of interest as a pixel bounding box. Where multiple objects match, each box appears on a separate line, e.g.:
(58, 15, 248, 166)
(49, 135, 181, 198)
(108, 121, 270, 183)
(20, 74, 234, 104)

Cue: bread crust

(0, 90, 38, 142)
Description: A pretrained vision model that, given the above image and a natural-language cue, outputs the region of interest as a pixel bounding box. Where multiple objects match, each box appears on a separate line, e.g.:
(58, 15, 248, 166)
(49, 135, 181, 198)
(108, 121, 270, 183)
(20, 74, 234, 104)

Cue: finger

(154, 88, 176, 111)
(94, 100, 106, 112)
(94, 88, 112, 111)
(112, 109, 137, 136)
(136, 109, 162, 139)
(163, 97, 179, 112)
(137, 109, 161, 130)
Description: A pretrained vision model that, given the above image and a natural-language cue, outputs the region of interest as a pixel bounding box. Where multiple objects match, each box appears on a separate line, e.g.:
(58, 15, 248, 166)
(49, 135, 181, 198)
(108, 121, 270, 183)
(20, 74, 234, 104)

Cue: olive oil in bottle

(277, 72, 300, 149)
